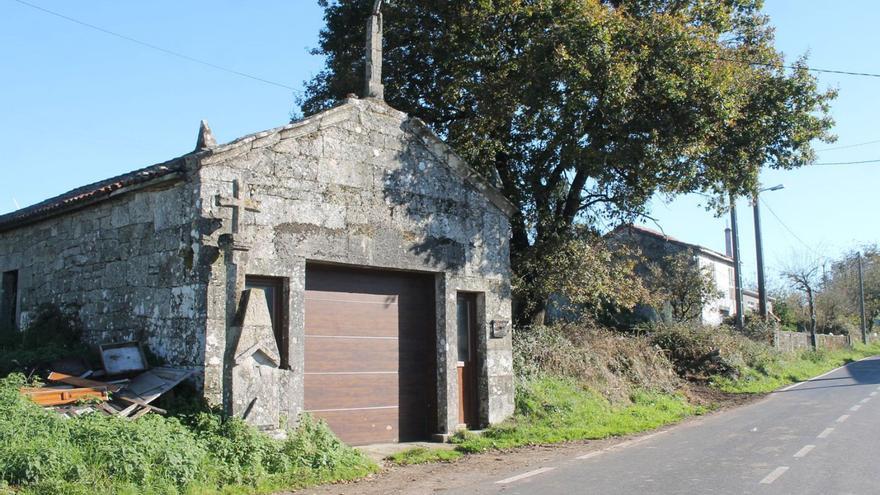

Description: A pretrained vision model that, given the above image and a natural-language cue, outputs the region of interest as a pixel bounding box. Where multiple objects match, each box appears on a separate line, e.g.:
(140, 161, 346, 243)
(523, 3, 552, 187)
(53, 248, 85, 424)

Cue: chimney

(364, 0, 384, 99)
(724, 227, 733, 257)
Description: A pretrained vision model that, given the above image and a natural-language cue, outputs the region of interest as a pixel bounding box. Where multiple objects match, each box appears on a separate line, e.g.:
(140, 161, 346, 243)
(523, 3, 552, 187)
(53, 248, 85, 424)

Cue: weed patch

(0, 374, 376, 494)
(712, 343, 880, 393)
(387, 447, 462, 466)
(453, 377, 703, 453)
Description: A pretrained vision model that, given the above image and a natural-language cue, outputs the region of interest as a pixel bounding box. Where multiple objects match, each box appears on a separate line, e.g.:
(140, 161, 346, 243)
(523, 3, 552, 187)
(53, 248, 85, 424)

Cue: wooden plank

(21, 386, 109, 406)
(117, 396, 167, 414)
(118, 367, 193, 405)
(128, 406, 151, 420)
(47, 371, 124, 392)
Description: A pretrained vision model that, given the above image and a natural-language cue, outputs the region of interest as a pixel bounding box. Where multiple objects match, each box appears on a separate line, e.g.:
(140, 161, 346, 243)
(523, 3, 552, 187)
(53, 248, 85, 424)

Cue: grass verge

(453, 377, 705, 454)
(712, 342, 880, 394)
(386, 447, 463, 466)
(0, 373, 377, 495)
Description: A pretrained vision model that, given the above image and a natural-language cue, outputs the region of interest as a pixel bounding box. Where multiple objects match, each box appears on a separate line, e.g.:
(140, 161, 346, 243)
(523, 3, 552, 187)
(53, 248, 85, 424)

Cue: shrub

(514, 321, 680, 403)
(0, 304, 91, 376)
(21, 303, 82, 349)
(646, 321, 774, 379)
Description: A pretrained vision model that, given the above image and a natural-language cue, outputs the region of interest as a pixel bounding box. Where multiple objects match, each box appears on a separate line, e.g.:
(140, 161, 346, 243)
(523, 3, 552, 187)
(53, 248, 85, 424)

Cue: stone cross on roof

(364, 0, 384, 99)
(215, 179, 260, 234)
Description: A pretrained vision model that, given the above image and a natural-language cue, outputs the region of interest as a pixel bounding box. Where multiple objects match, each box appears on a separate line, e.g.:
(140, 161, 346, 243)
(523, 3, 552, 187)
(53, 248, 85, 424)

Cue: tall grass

(712, 343, 880, 393)
(0, 374, 376, 495)
(454, 377, 702, 453)
(514, 322, 681, 403)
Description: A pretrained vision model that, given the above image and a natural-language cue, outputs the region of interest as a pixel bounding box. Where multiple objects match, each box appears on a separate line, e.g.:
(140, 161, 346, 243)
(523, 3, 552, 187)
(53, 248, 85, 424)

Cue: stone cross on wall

(216, 179, 260, 234)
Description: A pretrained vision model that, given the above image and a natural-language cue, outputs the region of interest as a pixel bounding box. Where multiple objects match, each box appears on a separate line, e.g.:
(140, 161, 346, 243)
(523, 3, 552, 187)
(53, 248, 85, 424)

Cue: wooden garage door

(304, 265, 436, 445)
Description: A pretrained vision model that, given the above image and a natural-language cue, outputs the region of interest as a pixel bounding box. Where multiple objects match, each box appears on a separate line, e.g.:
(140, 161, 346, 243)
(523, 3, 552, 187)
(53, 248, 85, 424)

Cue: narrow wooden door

(456, 293, 479, 428)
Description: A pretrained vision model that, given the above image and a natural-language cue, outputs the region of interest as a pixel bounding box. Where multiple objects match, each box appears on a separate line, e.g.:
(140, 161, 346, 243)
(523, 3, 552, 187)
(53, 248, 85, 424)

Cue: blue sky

(1, 1, 878, 290)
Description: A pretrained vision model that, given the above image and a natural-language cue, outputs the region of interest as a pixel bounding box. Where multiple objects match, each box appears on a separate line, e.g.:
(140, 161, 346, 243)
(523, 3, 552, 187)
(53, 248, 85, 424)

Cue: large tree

(301, 0, 836, 324)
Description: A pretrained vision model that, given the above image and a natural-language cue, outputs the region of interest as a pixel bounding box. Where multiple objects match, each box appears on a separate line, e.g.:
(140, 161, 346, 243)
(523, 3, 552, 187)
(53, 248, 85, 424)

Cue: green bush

(0, 304, 92, 376)
(514, 322, 680, 403)
(646, 321, 774, 379)
(0, 374, 375, 494)
(20, 304, 82, 349)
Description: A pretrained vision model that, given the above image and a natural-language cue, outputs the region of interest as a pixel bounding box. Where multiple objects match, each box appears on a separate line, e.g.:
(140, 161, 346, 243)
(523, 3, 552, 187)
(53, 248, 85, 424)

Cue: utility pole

(858, 252, 867, 344)
(730, 195, 745, 329)
(752, 184, 784, 320)
(752, 195, 768, 319)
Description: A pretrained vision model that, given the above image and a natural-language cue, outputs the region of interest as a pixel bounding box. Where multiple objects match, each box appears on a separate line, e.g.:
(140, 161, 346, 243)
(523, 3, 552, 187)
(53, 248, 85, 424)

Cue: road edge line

(777, 355, 876, 392)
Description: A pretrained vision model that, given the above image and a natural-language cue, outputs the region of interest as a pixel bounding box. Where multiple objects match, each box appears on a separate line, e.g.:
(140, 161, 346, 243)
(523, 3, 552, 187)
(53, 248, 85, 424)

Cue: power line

(719, 56, 880, 79)
(13, 0, 880, 89)
(812, 159, 880, 166)
(759, 197, 821, 258)
(816, 138, 880, 152)
(9, 0, 301, 93)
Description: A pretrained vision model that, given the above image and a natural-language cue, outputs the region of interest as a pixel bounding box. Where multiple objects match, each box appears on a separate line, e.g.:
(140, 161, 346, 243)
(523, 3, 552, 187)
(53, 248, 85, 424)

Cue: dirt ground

(285, 386, 766, 495)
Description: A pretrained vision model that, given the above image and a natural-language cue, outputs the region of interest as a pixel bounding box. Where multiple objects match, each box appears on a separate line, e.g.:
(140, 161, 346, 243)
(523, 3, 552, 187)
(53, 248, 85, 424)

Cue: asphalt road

(444, 356, 880, 495)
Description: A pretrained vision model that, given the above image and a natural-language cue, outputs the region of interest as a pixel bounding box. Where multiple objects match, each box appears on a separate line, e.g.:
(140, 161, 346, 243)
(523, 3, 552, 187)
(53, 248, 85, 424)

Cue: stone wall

(0, 171, 208, 367)
(774, 330, 851, 352)
(194, 97, 515, 433)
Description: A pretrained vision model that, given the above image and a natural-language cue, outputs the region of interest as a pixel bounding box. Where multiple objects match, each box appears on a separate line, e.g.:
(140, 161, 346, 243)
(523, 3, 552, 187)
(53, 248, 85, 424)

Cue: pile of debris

(19, 341, 192, 419)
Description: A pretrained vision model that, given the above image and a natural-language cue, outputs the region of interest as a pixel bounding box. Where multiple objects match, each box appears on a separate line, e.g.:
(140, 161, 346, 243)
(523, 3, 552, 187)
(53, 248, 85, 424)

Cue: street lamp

(753, 184, 784, 319)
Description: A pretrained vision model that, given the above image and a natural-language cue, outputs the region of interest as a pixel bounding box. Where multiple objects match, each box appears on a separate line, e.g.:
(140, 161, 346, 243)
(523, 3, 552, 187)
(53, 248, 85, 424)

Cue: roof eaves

(0, 158, 186, 233)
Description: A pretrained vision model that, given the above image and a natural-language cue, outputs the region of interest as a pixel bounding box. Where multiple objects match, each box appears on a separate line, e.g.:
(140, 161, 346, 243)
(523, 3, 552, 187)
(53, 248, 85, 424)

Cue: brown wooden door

(304, 265, 435, 445)
(456, 293, 479, 428)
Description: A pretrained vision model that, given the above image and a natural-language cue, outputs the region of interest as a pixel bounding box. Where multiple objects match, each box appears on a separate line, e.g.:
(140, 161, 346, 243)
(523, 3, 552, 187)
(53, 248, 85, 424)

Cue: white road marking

(850, 405, 862, 411)
(860, 397, 871, 403)
(575, 430, 669, 460)
(760, 466, 789, 484)
(818, 428, 834, 438)
(794, 445, 815, 458)
(496, 467, 555, 484)
(837, 414, 850, 423)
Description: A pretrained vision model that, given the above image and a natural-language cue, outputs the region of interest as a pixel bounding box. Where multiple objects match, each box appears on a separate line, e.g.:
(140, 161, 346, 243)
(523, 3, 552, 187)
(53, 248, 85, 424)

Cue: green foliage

(0, 304, 91, 376)
(453, 377, 701, 453)
(771, 295, 801, 331)
(817, 246, 879, 333)
(647, 321, 774, 379)
(712, 342, 880, 393)
(304, 0, 836, 322)
(20, 303, 82, 349)
(646, 251, 721, 323)
(387, 447, 462, 466)
(514, 322, 680, 403)
(0, 374, 376, 494)
(517, 233, 654, 322)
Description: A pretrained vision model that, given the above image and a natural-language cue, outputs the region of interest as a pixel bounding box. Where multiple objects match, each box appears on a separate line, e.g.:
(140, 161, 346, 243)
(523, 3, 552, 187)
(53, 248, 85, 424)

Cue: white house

(610, 225, 769, 326)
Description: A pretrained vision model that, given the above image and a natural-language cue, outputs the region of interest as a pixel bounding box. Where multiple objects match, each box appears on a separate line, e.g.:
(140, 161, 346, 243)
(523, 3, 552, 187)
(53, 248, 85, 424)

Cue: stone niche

(229, 288, 292, 430)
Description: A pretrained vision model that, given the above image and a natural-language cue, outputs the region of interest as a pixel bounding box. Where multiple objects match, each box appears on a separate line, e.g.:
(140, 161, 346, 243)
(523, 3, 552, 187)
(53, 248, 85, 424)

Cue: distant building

(608, 225, 770, 326)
